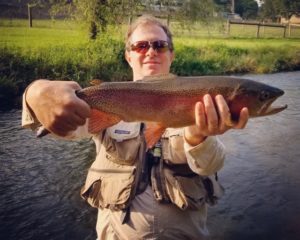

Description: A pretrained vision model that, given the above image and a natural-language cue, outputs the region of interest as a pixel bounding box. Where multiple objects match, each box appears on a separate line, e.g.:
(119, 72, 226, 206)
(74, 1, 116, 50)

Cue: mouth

(259, 98, 288, 116)
(144, 61, 160, 64)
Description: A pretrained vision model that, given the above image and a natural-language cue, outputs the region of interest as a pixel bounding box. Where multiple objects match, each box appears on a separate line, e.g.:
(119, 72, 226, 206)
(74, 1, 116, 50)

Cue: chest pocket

(161, 128, 187, 164)
(81, 122, 147, 210)
(102, 121, 142, 165)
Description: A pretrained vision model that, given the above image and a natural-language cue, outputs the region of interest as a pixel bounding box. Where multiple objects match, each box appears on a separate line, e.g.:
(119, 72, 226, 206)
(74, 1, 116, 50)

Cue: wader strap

(151, 158, 171, 203)
(149, 140, 171, 203)
(135, 151, 150, 195)
(134, 122, 151, 195)
(120, 206, 131, 224)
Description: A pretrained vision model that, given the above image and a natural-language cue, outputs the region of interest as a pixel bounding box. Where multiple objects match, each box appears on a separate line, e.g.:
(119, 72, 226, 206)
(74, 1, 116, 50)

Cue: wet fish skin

(37, 74, 287, 146)
(78, 74, 286, 125)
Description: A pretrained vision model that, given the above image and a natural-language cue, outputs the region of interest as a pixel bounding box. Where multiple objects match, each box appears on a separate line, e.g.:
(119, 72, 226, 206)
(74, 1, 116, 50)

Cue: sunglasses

(129, 40, 170, 54)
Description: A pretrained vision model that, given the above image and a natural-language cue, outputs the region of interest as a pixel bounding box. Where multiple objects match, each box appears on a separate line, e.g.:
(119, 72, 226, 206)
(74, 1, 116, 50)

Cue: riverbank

(1, 19, 300, 110)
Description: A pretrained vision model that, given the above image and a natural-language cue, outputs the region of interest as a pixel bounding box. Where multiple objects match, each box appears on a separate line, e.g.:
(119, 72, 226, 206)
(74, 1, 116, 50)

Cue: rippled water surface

(209, 71, 300, 240)
(0, 71, 300, 240)
(0, 114, 97, 240)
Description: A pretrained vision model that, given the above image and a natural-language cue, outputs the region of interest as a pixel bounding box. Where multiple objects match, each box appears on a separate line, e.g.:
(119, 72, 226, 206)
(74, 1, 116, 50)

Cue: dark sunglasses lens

(130, 41, 169, 53)
(131, 41, 150, 53)
(153, 41, 169, 52)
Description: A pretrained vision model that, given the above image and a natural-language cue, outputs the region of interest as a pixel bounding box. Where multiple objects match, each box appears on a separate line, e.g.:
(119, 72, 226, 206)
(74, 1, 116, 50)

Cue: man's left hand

(184, 94, 249, 146)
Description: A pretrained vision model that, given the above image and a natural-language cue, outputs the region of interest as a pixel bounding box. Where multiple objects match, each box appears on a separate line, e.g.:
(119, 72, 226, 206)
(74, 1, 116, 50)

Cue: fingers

(215, 94, 232, 133)
(52, 97, 89, 135)
(74, 98, 91, 119)
(234, 107, 249, 129)
(195, 101, 206, 129)
(49, 123, 76, 137)
(46, 112, 86, 137)
(192, 94, 249, 137)
(68, 81, 91, 119)
(72, 111, 88, 126)
(203, 94, 219, 134)
(27, 80, 91, 137)
(185, 94, 250, 145)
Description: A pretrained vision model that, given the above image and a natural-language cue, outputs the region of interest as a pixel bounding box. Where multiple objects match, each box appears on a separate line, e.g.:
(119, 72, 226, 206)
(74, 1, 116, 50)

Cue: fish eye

(259, 91, 271, 101)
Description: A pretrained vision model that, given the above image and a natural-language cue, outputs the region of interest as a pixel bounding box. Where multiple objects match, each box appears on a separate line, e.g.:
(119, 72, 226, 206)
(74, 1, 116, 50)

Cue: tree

(48, 0, 218, 38)
(213, 0, 228, 4)
(180, 0, 216, 22)
(260, 0, 300, 20)
(49, 0, 143, 39)
(235, 0, 259, 19)
(157, 0, 216, 27)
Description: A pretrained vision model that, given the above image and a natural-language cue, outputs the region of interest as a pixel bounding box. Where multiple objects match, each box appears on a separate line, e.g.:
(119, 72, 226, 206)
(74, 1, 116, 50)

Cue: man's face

(125, 24, 175, 81)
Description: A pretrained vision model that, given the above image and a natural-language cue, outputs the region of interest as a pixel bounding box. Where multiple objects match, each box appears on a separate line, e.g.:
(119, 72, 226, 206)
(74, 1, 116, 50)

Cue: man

(22, 15, 249, 239)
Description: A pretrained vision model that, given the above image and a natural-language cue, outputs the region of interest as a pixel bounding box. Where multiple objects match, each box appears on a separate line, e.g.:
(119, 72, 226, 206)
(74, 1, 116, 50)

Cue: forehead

(130, 23, 168, 43)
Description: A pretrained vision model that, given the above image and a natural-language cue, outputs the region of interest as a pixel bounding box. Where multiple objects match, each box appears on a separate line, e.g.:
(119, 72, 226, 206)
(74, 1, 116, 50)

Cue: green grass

(0, 18, 300, 109)
(0, 26, 87, 48)
(171, 37, 300, 75)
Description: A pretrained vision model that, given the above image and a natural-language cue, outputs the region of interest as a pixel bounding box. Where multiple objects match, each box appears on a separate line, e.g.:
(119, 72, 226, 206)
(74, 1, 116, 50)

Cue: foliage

(47, 0, 219, 38)
(260, 0, 300, 20)
(235, 0, 259, 19)
(173, 0, 216, 25)
(49, 0, 143, 39)
(151, 0, 217, 25)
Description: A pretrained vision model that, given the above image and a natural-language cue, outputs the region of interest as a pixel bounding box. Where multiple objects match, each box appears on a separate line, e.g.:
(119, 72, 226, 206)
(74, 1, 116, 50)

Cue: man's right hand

(26, 80, 91, 137)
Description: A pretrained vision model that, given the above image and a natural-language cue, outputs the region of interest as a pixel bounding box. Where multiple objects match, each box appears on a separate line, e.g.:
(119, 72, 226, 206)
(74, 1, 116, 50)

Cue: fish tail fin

(36, 126, 50, 138)
(144, 123, 166, 149)
(88, 109, 121, 133)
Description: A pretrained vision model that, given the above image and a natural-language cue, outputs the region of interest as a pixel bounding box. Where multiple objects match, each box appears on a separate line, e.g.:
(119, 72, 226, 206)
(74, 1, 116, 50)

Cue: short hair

(125, 15, 174, 52)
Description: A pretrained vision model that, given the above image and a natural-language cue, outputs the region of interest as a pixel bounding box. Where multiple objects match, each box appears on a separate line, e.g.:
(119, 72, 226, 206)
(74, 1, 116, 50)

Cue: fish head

(229, 79, 287, 120)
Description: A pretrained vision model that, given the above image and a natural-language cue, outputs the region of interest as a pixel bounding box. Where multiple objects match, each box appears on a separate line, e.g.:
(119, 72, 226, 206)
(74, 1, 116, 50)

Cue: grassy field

(1, 18, 300, 109)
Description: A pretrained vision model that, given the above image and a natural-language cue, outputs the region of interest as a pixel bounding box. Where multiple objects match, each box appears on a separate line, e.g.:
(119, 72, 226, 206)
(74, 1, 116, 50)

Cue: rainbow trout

(38, 74, 287, 147)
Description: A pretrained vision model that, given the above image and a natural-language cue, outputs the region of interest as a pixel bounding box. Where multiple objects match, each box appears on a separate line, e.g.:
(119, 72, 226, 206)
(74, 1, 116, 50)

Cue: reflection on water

(0, 71, 300, 240)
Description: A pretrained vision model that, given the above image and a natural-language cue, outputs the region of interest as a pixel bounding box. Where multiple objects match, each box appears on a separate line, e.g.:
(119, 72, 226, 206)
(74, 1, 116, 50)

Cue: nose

(146, 46, 157, 57)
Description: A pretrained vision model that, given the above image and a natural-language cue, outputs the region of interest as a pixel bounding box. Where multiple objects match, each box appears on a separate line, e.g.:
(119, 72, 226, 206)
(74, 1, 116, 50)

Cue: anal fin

(144, 123, 166, 149)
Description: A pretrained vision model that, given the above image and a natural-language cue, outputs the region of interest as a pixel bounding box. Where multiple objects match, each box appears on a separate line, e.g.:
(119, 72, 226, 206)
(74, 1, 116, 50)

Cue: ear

(125, 51, 132, 67)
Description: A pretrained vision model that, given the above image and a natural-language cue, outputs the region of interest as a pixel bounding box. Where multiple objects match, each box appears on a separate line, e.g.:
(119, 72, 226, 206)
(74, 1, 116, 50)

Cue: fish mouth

(259, 98, 288, 116)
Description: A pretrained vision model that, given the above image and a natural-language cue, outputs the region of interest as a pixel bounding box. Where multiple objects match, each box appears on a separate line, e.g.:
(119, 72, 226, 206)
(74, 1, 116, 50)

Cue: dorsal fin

(140, 73, 177, 82)
(89, 79, 103, 86)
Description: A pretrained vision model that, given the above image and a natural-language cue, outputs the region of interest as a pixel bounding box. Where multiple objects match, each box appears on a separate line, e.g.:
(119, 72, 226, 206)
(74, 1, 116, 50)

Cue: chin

(144, 68, 164, 76)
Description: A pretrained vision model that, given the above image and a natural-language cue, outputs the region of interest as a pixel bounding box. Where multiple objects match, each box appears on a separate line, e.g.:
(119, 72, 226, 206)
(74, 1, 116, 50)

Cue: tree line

(24, 0, 300, 38)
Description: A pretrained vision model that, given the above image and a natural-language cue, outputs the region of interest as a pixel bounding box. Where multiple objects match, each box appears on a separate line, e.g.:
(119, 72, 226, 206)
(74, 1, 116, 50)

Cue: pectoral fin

(88, 109, 121, 133)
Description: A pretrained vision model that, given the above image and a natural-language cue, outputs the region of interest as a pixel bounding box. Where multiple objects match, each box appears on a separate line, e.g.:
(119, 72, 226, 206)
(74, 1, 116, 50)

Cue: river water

(0, 71, 299, 240)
